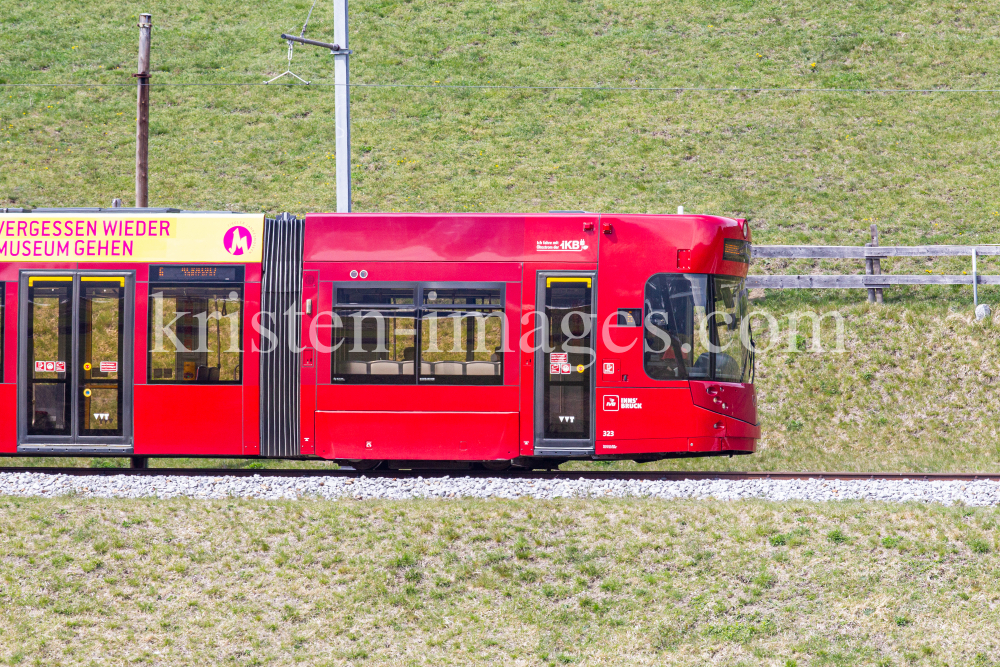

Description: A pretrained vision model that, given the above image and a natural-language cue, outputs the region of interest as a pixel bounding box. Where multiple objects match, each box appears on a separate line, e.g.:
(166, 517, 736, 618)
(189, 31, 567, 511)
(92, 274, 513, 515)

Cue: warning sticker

(35, 361, 66, 373)
(550, 353, 571, 374)
(100, 361, 118, 373)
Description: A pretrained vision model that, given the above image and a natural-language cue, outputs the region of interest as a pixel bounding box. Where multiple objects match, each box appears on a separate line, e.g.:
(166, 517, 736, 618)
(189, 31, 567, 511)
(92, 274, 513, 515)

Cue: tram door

(533, 273, 596, 456)
(17, 273, 133, 452)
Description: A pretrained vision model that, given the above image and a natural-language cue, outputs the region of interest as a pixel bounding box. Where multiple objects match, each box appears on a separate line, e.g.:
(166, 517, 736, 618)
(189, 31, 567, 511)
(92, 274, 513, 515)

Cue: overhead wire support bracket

(264, 0, 336, 85)
(280, 33, 352, 55)
(263, 0, 352, 212)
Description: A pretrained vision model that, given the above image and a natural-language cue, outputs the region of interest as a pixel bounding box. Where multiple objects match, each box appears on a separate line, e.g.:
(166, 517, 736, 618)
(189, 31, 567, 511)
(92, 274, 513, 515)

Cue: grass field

(4, 0, 1000, 472)
(1, 496, 998, 666)
(5, 7, 1000, 667)
(2, 0, 1000, 246)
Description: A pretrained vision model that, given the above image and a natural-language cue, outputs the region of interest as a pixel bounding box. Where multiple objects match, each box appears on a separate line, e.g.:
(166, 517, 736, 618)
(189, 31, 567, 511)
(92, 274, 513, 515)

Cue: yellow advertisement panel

(0, 212, 265, 263)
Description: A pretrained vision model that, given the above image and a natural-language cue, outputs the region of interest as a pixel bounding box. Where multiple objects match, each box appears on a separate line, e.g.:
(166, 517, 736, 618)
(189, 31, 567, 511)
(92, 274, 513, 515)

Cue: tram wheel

(480, 460, 512, 472)
(347, 460, 383, 471)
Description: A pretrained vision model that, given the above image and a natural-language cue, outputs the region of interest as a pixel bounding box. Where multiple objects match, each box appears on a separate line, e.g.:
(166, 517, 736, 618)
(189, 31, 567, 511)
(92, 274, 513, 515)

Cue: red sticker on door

(100, 361, 118, 373)
(35, 361, 65, 373)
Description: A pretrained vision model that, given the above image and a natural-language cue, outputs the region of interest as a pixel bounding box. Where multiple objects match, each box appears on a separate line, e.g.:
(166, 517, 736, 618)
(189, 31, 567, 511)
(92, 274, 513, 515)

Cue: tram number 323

(602, 430, 615, 438)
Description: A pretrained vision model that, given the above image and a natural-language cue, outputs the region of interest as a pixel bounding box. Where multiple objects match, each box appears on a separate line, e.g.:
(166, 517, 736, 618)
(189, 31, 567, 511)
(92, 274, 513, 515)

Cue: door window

(542, 277, 593, 440)
(79, 279, 124, 435)
(26, 277, 73, 436)
(20, 273, 132, 443)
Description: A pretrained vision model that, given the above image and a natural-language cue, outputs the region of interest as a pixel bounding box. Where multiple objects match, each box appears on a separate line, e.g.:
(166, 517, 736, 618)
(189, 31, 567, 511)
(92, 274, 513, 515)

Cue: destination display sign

(151, 265, 244, 283)
(0, 213, 265, 263)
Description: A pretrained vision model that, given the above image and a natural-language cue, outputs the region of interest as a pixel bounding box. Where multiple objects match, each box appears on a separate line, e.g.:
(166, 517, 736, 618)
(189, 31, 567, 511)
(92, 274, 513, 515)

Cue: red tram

(0, 208, 758, 468)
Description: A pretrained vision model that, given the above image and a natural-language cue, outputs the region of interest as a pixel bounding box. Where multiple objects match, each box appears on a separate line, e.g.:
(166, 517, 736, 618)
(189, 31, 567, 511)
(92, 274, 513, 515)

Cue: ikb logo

(536, 239, 590, 252)
(223, 225, 253, 256)
(603, 395, 619, 411)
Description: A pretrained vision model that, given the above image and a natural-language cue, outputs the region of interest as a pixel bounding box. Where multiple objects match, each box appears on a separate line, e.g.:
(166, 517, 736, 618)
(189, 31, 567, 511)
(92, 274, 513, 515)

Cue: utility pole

(333, 0, 352, 212)
(135, 13, 152, 207)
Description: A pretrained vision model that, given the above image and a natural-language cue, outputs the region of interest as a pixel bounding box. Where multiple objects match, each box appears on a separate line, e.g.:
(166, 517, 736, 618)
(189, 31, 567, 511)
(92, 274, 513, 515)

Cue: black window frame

(642, 273, 753, 383)
(331, 282, 506, 386)
(331, 284, 418, 386)
(146, 280, 245, 385)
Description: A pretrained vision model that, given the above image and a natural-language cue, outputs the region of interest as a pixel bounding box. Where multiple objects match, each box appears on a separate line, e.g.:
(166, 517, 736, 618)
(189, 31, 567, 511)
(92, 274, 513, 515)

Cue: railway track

(2, 467, 999, 482)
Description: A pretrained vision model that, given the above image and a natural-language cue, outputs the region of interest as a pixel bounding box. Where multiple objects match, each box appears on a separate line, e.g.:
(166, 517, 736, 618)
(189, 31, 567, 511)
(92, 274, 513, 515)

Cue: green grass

(4, 0, 1000, 472)
(1, 497, 999, 665)
(2, 0, 1000, 247)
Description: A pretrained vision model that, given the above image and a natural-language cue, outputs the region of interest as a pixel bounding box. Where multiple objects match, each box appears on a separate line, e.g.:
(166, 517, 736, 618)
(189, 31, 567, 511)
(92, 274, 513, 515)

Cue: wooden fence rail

(752, 245, 1000, 259)
(747, 275, 1000, 289)
(747, 225, 998, 305)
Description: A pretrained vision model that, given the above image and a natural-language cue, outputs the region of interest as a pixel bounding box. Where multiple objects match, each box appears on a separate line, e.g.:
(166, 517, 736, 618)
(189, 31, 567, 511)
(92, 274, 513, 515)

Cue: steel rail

(1, 467, 999, 482)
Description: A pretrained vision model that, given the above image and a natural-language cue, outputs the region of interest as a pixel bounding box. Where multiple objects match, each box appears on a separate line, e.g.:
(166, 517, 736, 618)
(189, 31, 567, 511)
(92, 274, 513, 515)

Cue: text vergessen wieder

(0, 219, 171, 258)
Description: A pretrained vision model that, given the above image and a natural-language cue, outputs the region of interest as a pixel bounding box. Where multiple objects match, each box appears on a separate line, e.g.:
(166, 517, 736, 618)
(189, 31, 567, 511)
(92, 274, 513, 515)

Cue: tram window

(643, 274, 751, 382)
(336, 287, 414, 306)
(332, 288, 417, 384)
(712, 277, 751, 383)
(423, 288, 501, 306)
(419, 288, 503, 385)
(148, 286, 243, 384)
(643, 274, 711, 380)
(331, 285, 505, 384)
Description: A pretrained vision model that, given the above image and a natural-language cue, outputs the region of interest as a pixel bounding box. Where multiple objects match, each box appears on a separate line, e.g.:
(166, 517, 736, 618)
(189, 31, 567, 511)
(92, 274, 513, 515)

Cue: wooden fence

(747, 225, 1000, 304)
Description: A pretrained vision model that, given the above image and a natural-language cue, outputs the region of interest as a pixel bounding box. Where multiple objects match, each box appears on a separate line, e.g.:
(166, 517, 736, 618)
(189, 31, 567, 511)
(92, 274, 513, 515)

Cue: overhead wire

(2, 81, 1000, 93)
(299, 0, 318, 38)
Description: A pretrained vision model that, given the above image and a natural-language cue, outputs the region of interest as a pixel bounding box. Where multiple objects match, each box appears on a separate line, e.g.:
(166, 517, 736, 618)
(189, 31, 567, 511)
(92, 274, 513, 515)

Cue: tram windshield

(643, 274, 752, 382)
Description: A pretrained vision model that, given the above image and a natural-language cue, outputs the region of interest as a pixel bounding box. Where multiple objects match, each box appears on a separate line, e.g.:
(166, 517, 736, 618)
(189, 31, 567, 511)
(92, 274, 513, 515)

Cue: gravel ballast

(2, 472, 1000, 505)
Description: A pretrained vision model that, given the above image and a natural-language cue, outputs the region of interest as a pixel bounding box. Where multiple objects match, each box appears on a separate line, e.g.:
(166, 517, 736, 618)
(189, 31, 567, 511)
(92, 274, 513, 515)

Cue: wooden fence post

(973, 248, 979, 308)
(870, 224, 883, 303)
(865, 242, 875, 302)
